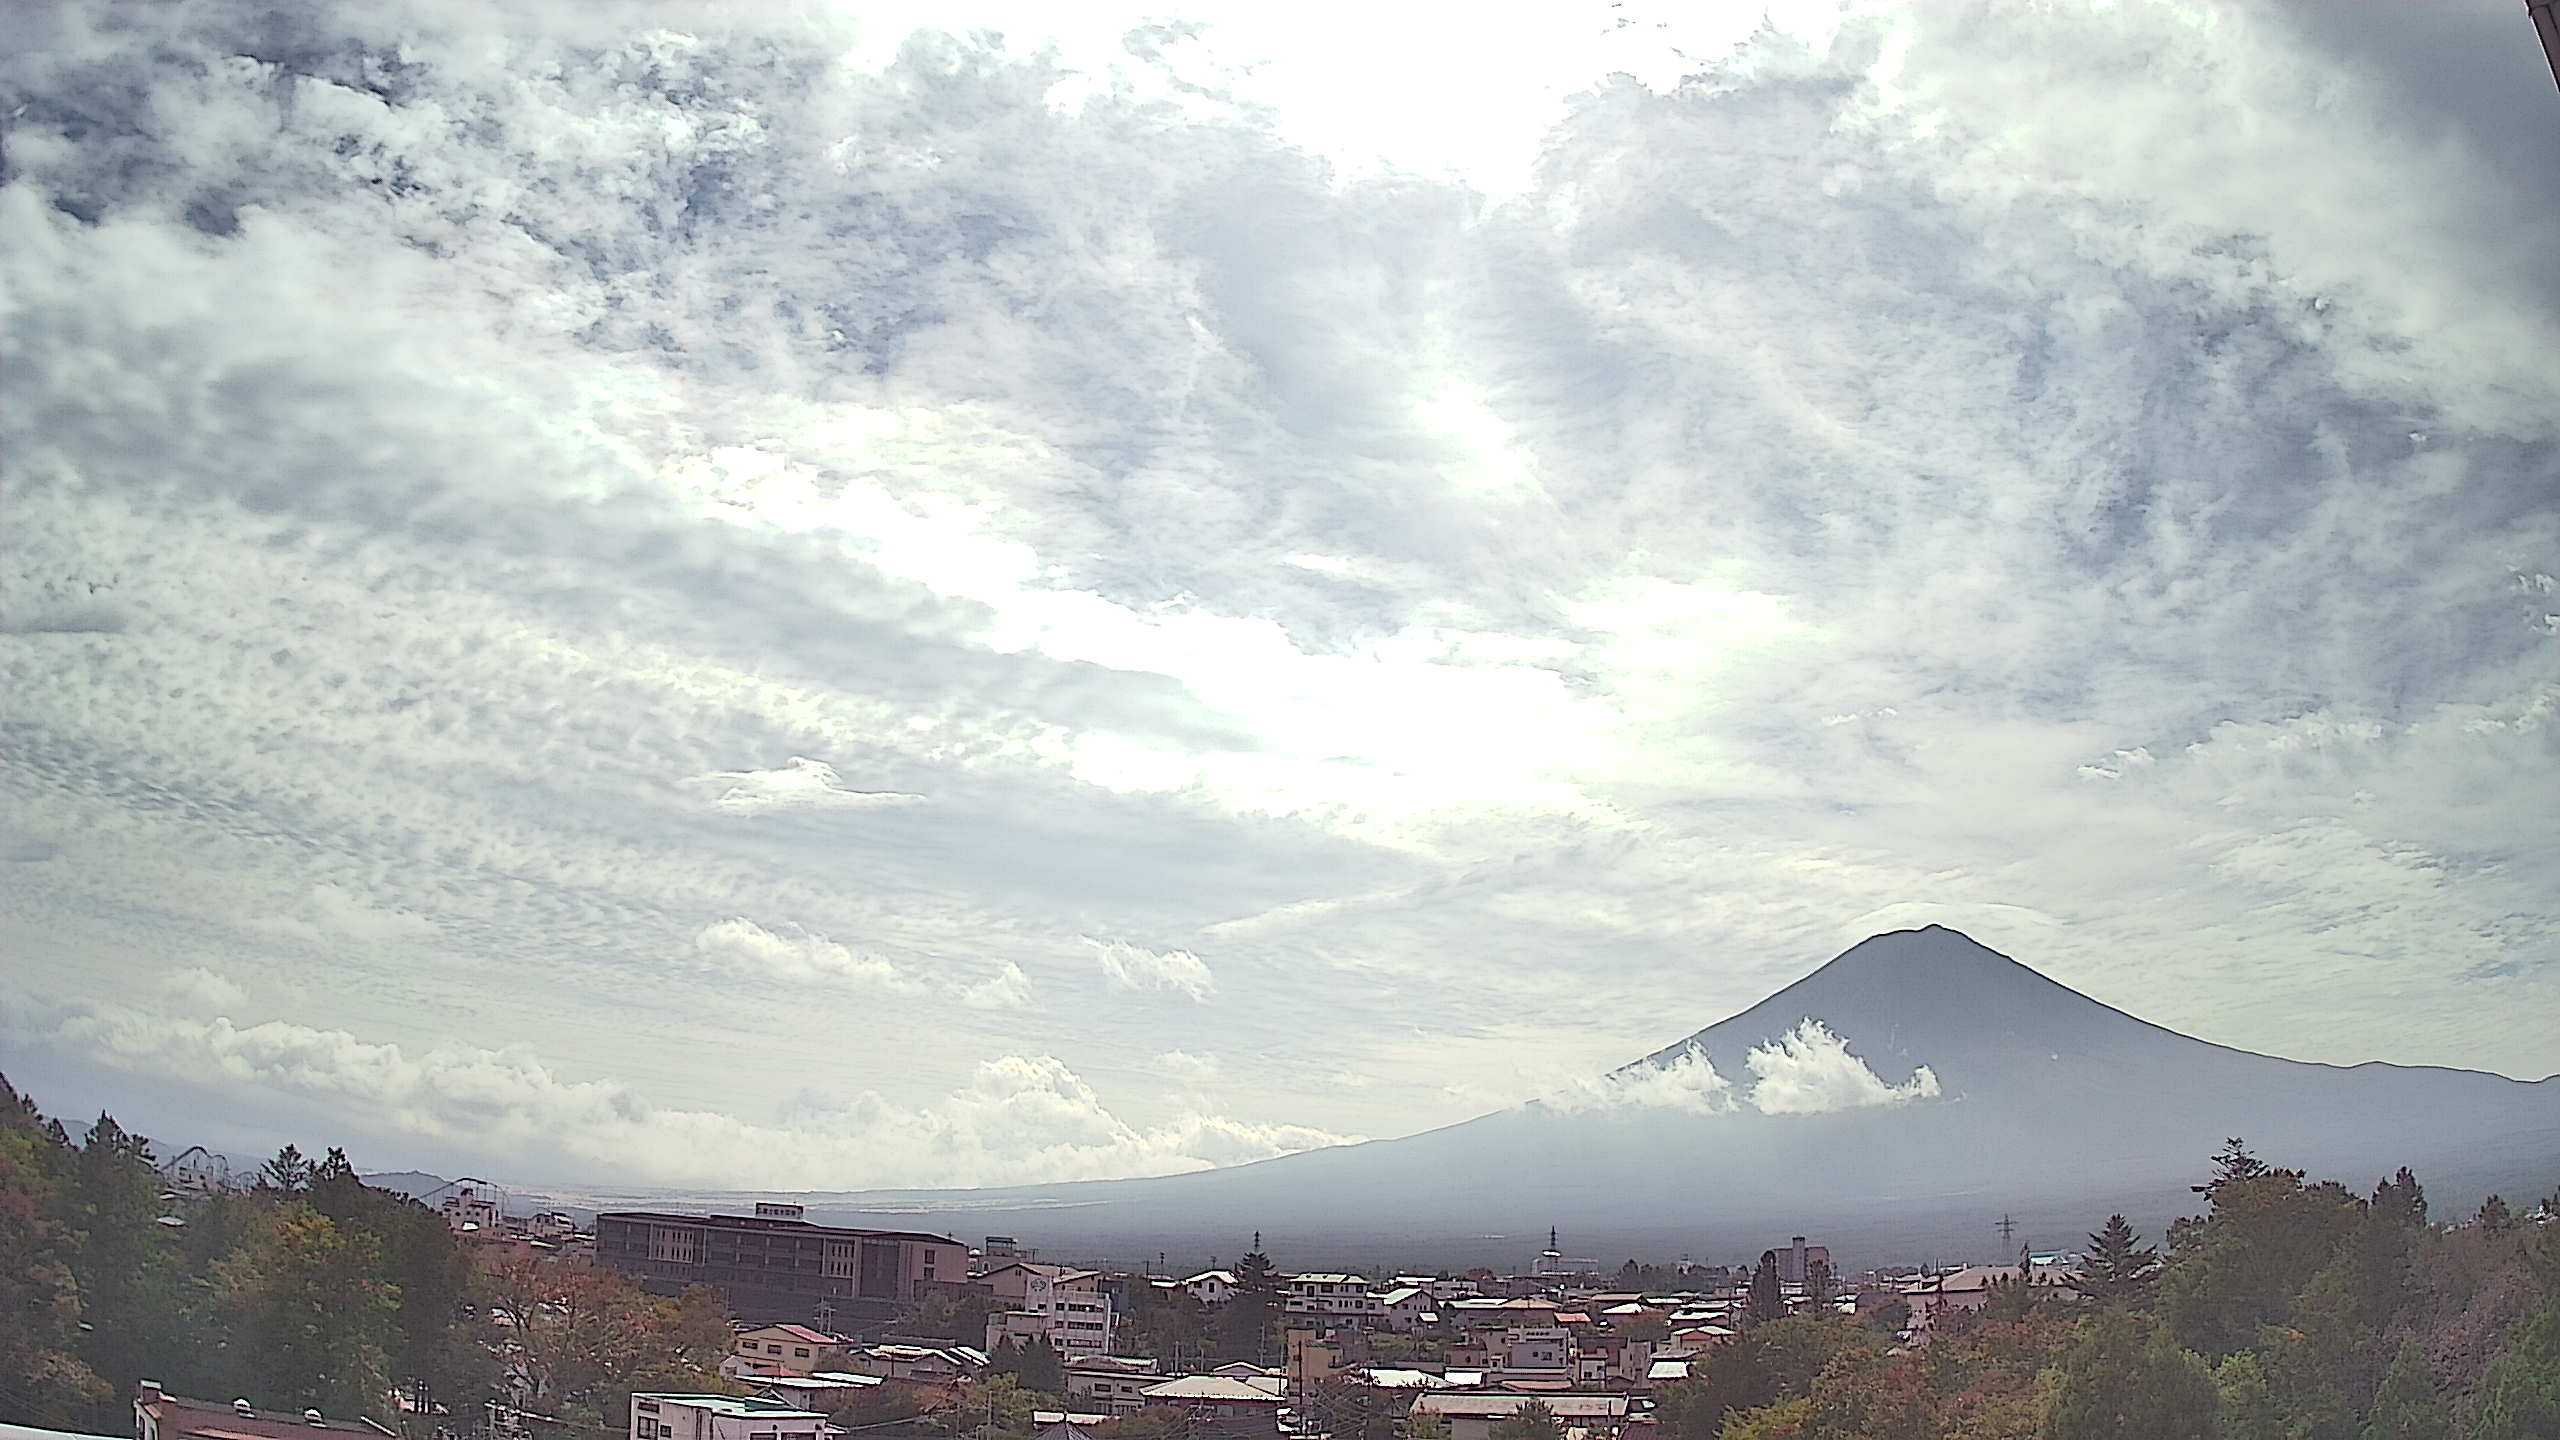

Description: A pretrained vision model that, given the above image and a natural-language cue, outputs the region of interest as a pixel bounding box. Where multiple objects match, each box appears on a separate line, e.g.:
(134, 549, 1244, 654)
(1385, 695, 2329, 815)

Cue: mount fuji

(561, 928, 2560, 1266)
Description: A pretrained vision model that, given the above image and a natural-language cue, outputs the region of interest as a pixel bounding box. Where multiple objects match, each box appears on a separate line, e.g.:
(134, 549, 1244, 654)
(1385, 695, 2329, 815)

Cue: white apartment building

(1283, 1274, 1383, 1323)
(631, 1395, 825, 1440)
(982, 1262, 1115, 1359)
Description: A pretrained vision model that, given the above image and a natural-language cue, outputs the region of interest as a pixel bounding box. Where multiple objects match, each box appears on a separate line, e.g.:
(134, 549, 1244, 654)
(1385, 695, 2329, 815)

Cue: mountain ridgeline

(616, 929, 2560, 1265)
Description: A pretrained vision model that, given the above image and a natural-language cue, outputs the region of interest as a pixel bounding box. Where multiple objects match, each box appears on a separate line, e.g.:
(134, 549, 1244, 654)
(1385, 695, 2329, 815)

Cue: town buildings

(595, 1208, 967, 1323)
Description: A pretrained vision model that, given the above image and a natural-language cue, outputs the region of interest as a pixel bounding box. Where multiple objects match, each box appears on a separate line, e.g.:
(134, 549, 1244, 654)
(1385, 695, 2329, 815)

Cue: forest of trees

(0, 1074, 734, 1439)
(1653, 1143, 2560, 1439)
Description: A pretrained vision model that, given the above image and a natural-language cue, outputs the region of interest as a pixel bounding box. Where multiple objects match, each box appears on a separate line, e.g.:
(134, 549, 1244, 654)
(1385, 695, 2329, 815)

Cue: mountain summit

(718, 929, 2560, 1263)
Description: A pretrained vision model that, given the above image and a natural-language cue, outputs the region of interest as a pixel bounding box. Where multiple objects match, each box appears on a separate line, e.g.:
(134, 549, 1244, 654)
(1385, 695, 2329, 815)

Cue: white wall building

(983, 1263, 1115, 1358)
(1180, 1271, 1236, 1307)
(1283, 1274, 1382, 1322)
(631, 1395, 825, 1440)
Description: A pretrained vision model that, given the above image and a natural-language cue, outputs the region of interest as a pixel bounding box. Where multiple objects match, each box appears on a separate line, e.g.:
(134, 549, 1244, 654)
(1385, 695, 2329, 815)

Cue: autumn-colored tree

(479, 1255, 735, 1429)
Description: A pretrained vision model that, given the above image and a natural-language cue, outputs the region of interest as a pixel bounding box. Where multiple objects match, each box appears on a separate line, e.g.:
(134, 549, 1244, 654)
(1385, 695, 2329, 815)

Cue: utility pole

(2532, 0, 2560, 93)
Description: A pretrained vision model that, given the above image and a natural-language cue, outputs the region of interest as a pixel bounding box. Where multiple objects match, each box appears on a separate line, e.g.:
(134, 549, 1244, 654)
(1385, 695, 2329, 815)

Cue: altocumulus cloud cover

(0, 0, 2555, 1190)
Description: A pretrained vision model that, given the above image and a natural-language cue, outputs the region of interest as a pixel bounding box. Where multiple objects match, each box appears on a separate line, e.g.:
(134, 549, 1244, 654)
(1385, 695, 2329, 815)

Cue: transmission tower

(1995, 1213, 2018, 1248)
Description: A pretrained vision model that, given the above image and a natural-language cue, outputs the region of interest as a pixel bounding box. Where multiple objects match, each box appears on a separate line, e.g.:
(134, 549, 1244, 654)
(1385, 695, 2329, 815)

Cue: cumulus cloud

(160, 966, 246, 1012)
(1548, 1023, 1940, 1118)
(1744, 1021, 1943, 1116)
(687, 759, 924, 816)
(1547, 1047, 1738, 1116)
(958, 961, 1037, 1012)
(1086, 939, 1217, 1000)
(36, 998, 1350, 1188)
(694, 919, 915, 991)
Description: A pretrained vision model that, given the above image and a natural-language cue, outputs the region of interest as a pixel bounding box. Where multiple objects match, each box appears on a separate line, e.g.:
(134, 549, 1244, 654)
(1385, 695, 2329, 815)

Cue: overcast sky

(3, 0, 2556, 1193)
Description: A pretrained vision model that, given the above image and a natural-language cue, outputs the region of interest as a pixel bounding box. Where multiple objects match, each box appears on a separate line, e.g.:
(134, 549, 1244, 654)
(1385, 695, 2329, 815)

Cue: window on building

(793, 1349, 810, 1358)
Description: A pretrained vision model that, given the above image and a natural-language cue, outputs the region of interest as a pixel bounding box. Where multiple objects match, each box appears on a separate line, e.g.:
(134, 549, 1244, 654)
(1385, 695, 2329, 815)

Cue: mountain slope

(617, 929, 2560, 1265)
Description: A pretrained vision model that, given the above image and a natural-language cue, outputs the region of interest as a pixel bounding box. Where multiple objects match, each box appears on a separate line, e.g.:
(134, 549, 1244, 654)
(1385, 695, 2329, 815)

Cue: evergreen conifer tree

(1745, 1253, 1784, 1324)
(2359, 1340, 2445, 1440)
(2068, 1215, 2160, 1305)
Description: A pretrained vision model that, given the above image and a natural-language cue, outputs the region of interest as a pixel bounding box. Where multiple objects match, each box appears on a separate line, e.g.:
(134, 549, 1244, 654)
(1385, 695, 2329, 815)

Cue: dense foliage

(0, 1074, 730, 1437)
(1653, 1143, 2558, 1440)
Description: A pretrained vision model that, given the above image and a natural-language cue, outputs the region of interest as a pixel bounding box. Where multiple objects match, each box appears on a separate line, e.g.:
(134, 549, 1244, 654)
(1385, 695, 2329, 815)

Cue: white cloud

(160, 966, 246, 1012)
(694, 918, 915, 991)
(687, 759, 924, 816)
(36, 998, 1350, 1188)
(1743, 1020, 1942, 1116)
(1545, 1047, 1737, 1116)
(1545, 1024, 1939, 1119)
(958, 961, 1037, 1012)
(1086, 939, 1217, 1000)
(1149, 1049, 1222, 1082)
(247, 885, 434, 946)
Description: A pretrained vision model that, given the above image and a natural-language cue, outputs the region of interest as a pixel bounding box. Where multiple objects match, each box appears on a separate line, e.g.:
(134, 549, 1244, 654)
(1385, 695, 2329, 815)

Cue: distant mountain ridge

(393, 929, 2560, 1268)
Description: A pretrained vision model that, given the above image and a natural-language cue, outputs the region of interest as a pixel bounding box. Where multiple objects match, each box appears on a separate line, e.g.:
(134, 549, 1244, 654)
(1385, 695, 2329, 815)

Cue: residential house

(747, 1375, 884, 1412)
(840, 1344, 981, 1385)
(1374, 1287, 1435, 1334)
(731, 1325, 844, 1377)
(1134, 1377, 1284, 1440)
(1497, 1326, 1569, 1372)
(1062, 1357, 1161, 1416)
(629, 1395, 825, 1440)
(1179, 1270, 1237, 1307)
(1900, 1263, 2068, 1333)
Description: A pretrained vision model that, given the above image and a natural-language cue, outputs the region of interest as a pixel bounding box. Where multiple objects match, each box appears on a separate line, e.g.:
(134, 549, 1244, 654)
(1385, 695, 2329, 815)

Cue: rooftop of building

(741, 1324, 843, 1346)
(599, 1212, 961, 1246)
(633, 1396, 827, 1419)
(140, 1389, 393, 1439)
(1411, 1395, 1629, 1418)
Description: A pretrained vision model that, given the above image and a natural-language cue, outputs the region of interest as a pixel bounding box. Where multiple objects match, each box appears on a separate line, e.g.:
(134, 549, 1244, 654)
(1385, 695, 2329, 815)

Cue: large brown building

(595, 1207, 967, 1324)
